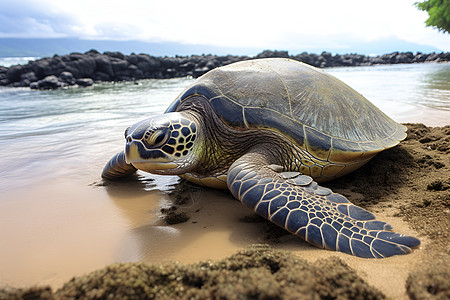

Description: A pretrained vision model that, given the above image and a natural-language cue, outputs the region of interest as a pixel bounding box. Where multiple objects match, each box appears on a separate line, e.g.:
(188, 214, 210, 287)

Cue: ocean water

(0, 77, 191, 191)
(0, 60, 449, 288)
(0, 57, 38, 67)
(0, 61, 448, 192)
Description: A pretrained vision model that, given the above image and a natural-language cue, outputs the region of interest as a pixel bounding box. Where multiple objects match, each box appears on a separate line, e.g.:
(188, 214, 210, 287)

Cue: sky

(0, 0, 449, 54)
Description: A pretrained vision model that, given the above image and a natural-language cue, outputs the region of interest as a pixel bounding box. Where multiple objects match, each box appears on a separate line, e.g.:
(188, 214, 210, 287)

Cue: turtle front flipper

(227, 149, 420, 258)
(102, 150, 137, 180)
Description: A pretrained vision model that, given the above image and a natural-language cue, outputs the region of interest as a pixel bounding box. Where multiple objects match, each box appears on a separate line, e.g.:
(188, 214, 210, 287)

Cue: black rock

(85, 49, 100, 55)
(29, 82, 39, 89)
(179, 61, 195, 71)
(6, 65, 25, 82)
(59, 71, 75, 84)
(160, 57, 178, 69)
(76, 78, 94, 87)
(125, 54, 139, 66)
(31, 58, 53, 79)
(370, 57, 385, 65)
(127, 64, 143, 79)
(65, 53, 96, 78)
(395, 53, 412, 64)
(104, 51, 125, 60)
(426, 53, 440, 62)
(256, 50, 289, 58)
(37, 75, 62, 89)
(193, 67, 209, 77)
(20, 71, 37, 83)
(94, 55, 114, 78)
(293, 52, 317, 66)
(413, 53, 428, 63)
(19, 71, 38, 87)
(111, 59, 129, 73)
(92, 71, 111, 82)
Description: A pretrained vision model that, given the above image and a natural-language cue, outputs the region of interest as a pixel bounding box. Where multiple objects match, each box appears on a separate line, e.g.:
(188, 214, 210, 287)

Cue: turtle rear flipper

(102, 151, 137, 180)
(227, 148, 420, 258)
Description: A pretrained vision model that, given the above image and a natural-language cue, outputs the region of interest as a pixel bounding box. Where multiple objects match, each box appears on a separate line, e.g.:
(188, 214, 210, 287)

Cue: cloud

(0, 0, 79, 38)
(0, 0, 448, 52)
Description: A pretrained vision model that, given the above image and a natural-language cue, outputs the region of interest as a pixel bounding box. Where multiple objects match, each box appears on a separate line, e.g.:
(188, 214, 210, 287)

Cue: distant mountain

(0, 37, 443, 58)
(0, 38, 259, 57)
(333, 37, 443, 55)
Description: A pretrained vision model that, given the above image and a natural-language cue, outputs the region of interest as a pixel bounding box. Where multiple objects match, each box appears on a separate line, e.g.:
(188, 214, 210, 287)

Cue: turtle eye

(145, 129, 168, 147)
(124, 127, 130, 139)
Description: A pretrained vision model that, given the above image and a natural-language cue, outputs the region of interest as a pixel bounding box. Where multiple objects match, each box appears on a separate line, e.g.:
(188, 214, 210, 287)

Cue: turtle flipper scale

(227, 150, 420, 258)
(102, 150, 137, 179)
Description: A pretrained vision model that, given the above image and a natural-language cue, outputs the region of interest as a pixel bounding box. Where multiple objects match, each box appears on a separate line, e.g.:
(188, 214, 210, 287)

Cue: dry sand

(1, 124, 449, 299)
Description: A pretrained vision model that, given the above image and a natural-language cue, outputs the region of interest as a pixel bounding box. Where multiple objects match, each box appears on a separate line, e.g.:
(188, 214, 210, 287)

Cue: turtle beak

(124, 141, 134, 164)
(124, 135, 134, 164)
(124, 138, 177, 171)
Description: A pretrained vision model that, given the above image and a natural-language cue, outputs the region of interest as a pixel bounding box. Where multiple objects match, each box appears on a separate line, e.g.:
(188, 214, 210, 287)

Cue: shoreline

(0, 123, 448, 299)
(0, 50, 449, 90)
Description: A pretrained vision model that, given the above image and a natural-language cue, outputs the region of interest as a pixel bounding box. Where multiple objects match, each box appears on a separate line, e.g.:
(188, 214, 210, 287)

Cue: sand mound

(1, 245, 385, 300)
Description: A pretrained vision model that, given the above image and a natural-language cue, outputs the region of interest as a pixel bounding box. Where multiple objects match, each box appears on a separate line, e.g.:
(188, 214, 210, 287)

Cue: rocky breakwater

(0, 49, 449, 90)
(288, 50, 450, 68)
(0, 50, 248, 90)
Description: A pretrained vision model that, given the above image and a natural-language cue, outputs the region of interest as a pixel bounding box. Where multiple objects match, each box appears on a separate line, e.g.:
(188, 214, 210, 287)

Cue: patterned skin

(102, 59, 420, 258)
(227, 148, 419, 258)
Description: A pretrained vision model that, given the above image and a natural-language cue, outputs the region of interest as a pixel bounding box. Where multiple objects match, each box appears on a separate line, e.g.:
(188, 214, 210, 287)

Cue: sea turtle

(102, 58, 420, 258)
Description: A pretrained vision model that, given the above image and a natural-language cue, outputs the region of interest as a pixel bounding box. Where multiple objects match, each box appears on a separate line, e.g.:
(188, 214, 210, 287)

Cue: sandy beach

(0, 123, 449, 299)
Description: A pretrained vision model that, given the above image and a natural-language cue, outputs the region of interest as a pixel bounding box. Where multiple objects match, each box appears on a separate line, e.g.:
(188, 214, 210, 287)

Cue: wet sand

(0, 124, 449, 299)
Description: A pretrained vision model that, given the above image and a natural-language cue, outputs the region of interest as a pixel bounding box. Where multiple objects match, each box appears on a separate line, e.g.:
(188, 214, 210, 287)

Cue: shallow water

(326, 63, 450, 125)
(0, 78, 190, 192)
(0, 62, 448, 290)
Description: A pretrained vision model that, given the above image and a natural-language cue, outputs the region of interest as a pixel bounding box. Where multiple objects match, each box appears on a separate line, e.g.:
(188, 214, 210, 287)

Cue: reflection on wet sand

(105, 176, 281, 264)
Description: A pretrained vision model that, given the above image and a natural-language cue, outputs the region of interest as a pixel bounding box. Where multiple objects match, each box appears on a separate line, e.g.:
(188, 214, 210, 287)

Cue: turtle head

(124, 112, 201, 175)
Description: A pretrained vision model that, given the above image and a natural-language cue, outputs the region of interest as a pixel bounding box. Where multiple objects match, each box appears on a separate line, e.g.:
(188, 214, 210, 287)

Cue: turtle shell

(166, 58, 406, 163)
